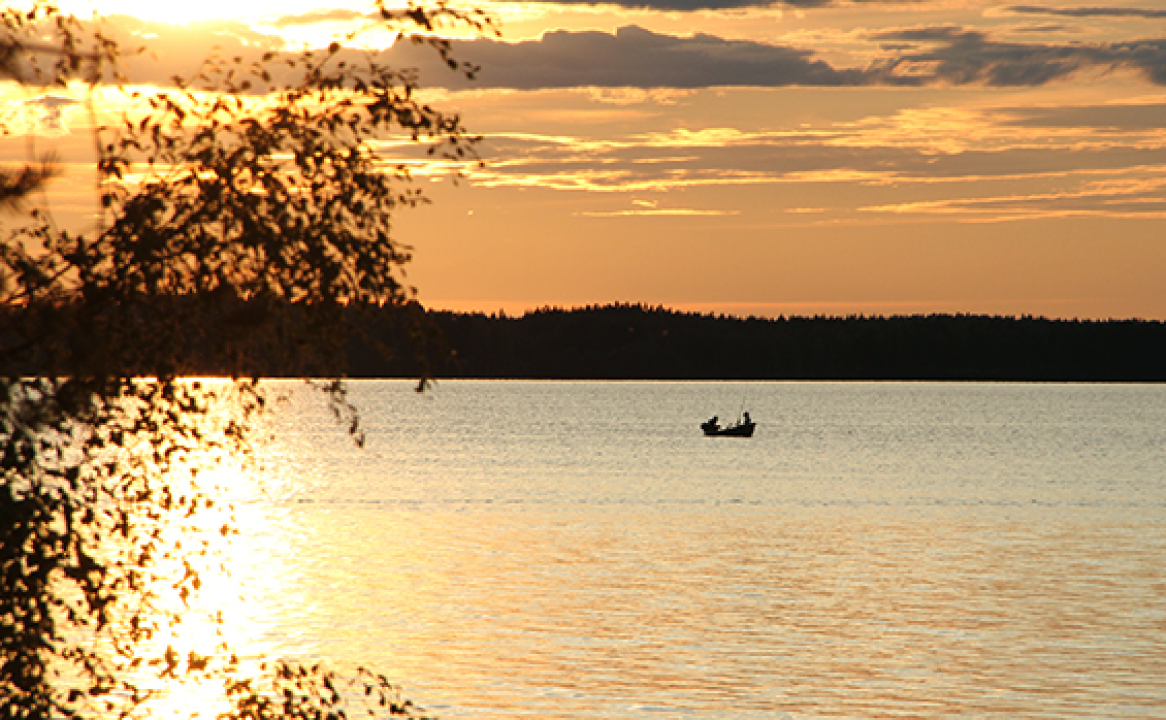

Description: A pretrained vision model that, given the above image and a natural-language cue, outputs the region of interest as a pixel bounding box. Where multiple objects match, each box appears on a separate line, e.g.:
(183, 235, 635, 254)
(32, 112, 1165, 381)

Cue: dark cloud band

(401, 26, 864, 89)
(1006, 5, 1166, 20)
(867, 27, 1166, 86)
(394, 25, 1166, 89)
(96, 17, 1166, 91)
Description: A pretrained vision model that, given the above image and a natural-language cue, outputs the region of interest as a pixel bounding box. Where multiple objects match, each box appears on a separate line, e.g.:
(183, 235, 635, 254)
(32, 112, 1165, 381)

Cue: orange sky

(7, 1, 1166, 319)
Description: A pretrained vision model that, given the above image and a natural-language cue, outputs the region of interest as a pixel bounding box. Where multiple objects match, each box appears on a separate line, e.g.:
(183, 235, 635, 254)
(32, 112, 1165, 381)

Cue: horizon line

(415, 299, 1163, 323)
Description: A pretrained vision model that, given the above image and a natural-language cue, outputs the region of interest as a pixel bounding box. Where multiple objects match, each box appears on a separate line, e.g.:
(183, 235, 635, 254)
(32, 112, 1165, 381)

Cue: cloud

(103, 19, 854, 93)
(268, 9, 374, 27)
(1005, 5, 1166, 20)
(43, 15, 1166, 93)
(579, 205, 740, 216)
(865, 27, 1166, 86)
(1, 94, 82, 136)
(502, 0, 927, 10)
(1003, 102, 1166, 130)
(861, 172, 1166, 222)
(454, 92, 1166, 229)
(382, 25, 1166, 91)
(99, 14, 287, 86)
(408, 25, 864, 89)
(519, 0, 788, 9)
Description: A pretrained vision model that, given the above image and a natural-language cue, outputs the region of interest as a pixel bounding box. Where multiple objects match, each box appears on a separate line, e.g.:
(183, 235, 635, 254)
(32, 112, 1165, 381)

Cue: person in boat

(705, 415, 719, 430)
(742, 412, 752, 425)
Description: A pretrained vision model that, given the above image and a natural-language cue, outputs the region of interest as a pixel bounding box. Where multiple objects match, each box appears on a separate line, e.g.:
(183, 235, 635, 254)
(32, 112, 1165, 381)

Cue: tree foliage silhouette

(1, 2, 491, 717)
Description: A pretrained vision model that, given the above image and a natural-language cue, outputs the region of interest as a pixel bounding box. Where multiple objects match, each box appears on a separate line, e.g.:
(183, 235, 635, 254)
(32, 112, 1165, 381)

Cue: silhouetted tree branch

(2, 1, 494, 717)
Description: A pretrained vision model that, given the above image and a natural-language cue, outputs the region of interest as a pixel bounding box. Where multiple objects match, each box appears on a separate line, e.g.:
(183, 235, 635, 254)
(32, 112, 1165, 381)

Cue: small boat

(701, 413, 756, 437)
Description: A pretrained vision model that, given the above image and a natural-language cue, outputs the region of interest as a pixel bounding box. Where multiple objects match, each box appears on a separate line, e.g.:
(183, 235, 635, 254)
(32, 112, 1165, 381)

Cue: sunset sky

(8, 1, 1166, 319)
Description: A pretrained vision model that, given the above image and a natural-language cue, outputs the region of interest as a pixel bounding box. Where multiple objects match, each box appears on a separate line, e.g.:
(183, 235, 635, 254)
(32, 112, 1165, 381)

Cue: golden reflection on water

(128, 381, 1166, 719)
(229, 503, 1166, 719)
(131, 459, 282, 719)
(135, 503, 1166, 719)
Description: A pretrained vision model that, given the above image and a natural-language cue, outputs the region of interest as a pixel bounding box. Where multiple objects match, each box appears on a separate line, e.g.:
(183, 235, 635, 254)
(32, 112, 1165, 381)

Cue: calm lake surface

(217, 381, 1166, 719)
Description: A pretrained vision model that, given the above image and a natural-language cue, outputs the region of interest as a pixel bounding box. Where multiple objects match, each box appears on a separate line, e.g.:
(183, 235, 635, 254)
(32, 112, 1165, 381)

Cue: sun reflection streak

(118, 400, 290, 719)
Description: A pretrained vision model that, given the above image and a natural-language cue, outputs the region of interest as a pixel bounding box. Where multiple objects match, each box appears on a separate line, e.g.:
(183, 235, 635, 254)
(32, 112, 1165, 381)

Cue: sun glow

(120, 409, 292, 718)
(58, 0, 365, 25)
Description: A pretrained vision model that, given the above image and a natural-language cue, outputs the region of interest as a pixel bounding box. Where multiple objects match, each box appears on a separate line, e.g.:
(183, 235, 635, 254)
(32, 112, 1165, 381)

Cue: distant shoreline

(9, 301, 1161, 381)
(347, 304, 1166, 383)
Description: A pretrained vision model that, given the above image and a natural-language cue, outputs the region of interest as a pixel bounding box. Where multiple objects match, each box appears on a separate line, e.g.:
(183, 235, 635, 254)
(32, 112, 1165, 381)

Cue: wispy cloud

(1, 94, 82, 137)
(506, 0, 929, 10)
(1005, 5, 1166, 20)
(268, 9, 373, 27)
(454, 90, 1166, 230)
(861, 168, 1166, 221)
(579, 206, 740, 216)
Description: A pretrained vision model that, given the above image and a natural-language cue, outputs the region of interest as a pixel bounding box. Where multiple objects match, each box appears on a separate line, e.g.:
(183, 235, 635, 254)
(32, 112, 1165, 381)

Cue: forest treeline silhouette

(397, 306, 1164, 381)
(267, 303, 1166, 382)
(11, 300, 1161, 381)
(392, 304, 1162, 382)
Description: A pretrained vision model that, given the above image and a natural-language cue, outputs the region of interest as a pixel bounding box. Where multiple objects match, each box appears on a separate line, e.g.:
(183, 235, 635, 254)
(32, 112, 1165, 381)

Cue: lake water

(205, 381, 1166, 719)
